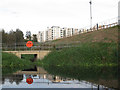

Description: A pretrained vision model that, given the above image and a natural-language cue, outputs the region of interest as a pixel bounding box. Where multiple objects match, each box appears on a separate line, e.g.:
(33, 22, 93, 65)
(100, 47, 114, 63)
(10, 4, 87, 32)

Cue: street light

(89, 0, 92, 31)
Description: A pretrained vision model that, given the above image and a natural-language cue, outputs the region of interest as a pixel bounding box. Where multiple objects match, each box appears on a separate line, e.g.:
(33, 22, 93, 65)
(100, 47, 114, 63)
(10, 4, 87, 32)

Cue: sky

(0, 0, 119, 36)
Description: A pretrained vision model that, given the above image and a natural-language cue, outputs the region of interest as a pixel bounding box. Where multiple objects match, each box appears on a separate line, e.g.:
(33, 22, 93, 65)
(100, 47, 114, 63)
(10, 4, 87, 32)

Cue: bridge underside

(3, 50, 51, 60)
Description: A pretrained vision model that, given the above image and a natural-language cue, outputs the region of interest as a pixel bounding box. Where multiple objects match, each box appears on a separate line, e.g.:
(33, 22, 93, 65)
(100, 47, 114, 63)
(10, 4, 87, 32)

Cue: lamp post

(89, 0, 92, 31)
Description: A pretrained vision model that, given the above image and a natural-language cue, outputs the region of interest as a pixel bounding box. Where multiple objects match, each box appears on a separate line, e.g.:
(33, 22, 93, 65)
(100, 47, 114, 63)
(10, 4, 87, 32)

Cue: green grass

(2, 52, 34, 75)
(40, 42, 118, 67)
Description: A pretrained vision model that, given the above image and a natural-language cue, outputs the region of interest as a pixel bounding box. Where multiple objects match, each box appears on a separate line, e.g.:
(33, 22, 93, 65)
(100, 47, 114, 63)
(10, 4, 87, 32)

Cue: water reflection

(2, 75, 23, 85)
(43, 65, 118, 89)
(2, 66, 118, 89)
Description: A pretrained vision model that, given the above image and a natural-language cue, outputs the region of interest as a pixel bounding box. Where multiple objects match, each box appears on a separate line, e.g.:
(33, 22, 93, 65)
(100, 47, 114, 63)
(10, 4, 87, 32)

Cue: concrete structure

(3, 50, 50, 60)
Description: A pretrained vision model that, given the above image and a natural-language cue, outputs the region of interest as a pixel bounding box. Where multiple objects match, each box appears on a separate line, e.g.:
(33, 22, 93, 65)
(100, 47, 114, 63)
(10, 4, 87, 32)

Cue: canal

(2, 65, 118, 89)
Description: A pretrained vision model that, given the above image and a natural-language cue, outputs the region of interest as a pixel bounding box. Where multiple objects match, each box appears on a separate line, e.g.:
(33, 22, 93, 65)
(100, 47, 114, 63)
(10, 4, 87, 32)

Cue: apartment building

(73, 29, 79, 35)
(37, 31, 46, 42)
(65, 28, 73, 37)
(46, 27, 52, 41)
(60, 27, 67, 38)
(51, 26, 61, 40)
(37, 26, 80, 42)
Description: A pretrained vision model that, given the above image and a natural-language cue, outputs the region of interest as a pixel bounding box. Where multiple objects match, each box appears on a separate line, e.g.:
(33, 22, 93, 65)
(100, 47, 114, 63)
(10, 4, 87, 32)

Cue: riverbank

(2, 52, 34, 75)
(40, 42, 118, 67)
(38, 42, 118, 88)
(2, 42, 118, 74)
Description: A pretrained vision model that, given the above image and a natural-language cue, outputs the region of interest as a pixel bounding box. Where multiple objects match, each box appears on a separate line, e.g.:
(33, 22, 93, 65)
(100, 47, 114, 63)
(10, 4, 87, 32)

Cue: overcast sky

(0, 0, 119, 35)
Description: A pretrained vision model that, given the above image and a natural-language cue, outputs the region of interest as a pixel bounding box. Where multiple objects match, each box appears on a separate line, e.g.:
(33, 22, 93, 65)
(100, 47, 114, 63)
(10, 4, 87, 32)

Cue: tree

(33, 34, 37, 42)
(25, 31, 31, 40)
(15, 29, 24, 43)
(1, 29, 8, 43)
(1, 29, 24, 44)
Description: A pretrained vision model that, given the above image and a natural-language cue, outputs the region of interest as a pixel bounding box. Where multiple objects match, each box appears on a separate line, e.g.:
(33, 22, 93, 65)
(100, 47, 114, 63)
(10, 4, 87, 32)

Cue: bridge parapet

(3, 50, 51, 60)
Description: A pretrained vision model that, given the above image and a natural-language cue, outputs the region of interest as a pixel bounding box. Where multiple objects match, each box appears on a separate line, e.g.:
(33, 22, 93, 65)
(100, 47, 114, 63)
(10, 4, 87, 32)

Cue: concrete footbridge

(3, 50, 51, 60)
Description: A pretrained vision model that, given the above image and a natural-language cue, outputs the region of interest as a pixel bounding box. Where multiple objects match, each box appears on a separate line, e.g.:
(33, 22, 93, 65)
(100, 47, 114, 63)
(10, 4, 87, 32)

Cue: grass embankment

(39, 42, 118, 88)
(38, 26, 118, 66)
(37, 26, 118, 88)
(52, 26, 118, 44)
(41, 42, 118, 67)
(2, 52, 34, 75)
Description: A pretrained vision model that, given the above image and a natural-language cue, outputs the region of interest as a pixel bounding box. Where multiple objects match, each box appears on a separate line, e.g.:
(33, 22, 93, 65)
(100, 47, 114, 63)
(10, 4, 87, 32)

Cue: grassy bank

(51, 26, 118, 44)
(2, 52, 34, 75)
(38, 42, 118, 88)
(38, 26, 118, 67)
(40, 42, 118, 67)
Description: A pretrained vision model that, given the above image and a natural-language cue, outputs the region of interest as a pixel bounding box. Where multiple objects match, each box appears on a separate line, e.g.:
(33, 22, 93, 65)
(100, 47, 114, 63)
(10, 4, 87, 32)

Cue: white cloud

(0, 0, 119, 35)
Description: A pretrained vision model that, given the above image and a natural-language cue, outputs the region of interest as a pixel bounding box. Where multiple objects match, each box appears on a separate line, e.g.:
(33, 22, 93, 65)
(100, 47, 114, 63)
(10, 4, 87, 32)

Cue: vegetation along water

(2, 26, 118, 89)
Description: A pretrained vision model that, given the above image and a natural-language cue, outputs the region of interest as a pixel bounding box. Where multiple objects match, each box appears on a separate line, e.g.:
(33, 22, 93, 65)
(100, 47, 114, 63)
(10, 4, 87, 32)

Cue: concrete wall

(3, 50, 51, 60)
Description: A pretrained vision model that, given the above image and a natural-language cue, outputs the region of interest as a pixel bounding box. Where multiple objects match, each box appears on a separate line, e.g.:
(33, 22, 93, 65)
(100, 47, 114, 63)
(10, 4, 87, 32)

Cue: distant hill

(52, 26, 118, 44)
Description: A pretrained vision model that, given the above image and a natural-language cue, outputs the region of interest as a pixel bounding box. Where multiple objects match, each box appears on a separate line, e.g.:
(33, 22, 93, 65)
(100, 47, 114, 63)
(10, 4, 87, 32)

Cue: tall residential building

(37, 26, 80, 42)
(61, 27, 67, 38)
(37, 31, 46, 42)
(73, 29, 79, 35)
(51, 26, 61, 40)
(46, 26, 62, 41)
(65, 28, 73, 37)
(46, 27, 52, 41)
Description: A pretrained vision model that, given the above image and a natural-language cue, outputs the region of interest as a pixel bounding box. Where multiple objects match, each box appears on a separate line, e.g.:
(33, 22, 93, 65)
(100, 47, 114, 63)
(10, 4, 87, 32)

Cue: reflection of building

(2, 75, 23, 85)
(13, 67, 73, 83)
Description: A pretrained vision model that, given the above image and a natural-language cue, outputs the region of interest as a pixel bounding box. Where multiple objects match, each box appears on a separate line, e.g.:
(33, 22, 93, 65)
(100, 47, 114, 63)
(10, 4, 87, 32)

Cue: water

(2, 66, 118, 89)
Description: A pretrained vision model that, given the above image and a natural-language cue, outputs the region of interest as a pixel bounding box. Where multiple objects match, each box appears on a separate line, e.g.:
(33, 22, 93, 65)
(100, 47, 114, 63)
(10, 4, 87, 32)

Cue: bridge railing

(1, 41, 81, 51)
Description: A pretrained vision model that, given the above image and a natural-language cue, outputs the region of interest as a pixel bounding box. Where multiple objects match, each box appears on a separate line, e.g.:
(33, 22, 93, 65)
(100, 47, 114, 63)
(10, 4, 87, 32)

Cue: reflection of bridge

(3, 50, 50, 60)
(13, 67, 66, 83)
(14, 67, 48, 75)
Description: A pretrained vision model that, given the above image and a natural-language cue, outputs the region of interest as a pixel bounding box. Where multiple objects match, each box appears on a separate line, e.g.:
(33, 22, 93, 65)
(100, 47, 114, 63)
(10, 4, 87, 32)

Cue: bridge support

(3, 51, 51, 60)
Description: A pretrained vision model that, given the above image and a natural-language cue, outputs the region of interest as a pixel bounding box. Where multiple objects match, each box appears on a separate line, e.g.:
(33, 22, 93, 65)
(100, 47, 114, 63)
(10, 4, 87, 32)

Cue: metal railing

(1, 41, 81, 51)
